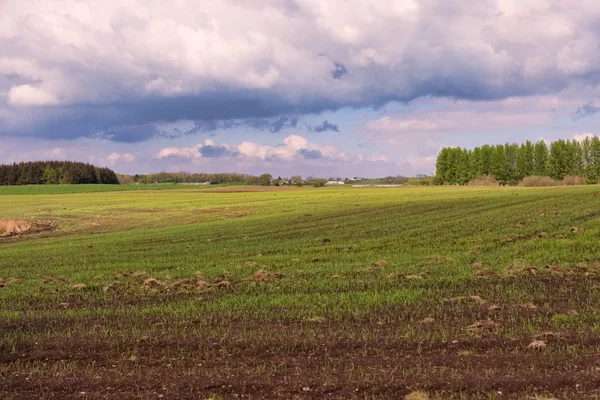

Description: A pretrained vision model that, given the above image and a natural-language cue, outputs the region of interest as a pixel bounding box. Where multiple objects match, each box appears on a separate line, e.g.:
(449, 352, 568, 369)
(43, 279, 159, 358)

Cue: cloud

(537, 133, 597, 145)
(155, 139, 236, 159)
(155, 135, 373, 163)
(199, 144, 236, 158)
(573, 133, 596, 142)
(331, 63, 348, 80)
(8, 85, 59, 107)
(44, 147, 66, 159)
(573, 101, 600, 120)
(106, 152, 135, 163)
(313, 120, 339, 133)
(3, 0, 600, 141)
(297, 148, 323, 159)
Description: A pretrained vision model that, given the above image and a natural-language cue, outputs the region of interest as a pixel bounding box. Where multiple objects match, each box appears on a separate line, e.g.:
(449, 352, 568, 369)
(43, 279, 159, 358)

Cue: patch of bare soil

(0, 219, 56, 238)
(3, 322, 600, 399)
(0, 278, 23, 288)
(4, 275, 600, 399)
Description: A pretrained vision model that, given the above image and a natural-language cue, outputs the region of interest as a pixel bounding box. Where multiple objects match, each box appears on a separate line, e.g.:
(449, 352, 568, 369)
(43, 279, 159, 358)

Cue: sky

(1, 0, 600, 178)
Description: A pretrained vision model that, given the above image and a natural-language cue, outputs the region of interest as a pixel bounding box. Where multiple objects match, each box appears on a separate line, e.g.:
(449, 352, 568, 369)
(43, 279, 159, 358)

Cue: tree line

(0, 161, 119, 185)
(435, 137, 600, 185)
(132, 172, 275, 186)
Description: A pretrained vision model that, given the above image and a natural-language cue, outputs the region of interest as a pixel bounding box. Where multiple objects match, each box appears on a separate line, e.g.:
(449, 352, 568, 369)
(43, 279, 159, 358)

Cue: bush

(312, 178, 326, 187)
(519, 176, 559, 187)
(380, 175, 408, 185)
(519, 175, 587, 187)
(404, 177, 433, 186)
(561, 176, 586, 186)
(468, 175, 499, 186)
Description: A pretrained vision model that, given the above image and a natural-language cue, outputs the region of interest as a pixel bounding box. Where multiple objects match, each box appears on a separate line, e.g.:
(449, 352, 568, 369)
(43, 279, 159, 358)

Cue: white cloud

(44, 147, 66, 158)
(154, 135, 386, 164)
(106, 152, 135, 163)
(397, 156, 437, 173)
(8, 85, 59, 107)
(536, 133, 596, 145)
(155, 139, 216, 159)
(573, 133, 596, 142)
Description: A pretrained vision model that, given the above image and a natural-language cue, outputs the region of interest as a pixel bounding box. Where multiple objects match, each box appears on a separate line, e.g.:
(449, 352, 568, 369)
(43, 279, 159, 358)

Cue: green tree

(491, 144, 509, 184)
(258, 174, 272, 186)
(471, 146, 483, 177)
(505, 143, 519, 184)
(548, 139, 569, 180)
(586, 136, 600, 184)
(42, 164, 58, 184)
(516, 140, 534, 179)
(532, 141, 549, 176)
(435, 148, 450, 184)
(312, 178, 326, 187)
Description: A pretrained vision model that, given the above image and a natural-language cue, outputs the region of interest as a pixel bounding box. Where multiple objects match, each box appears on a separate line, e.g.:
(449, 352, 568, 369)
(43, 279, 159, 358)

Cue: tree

(548, 139, 569, 180)
(504, 143, 519, 184)
(435, 148, 450, 184)
(258, 173, 272, 186)
(312, 178, 326, 187)
(0, 161, 119, 186)
(42, 164, 58, 184)
(532, 141, 549, 176)
(516, 140, 534, 179)
(586, 136, 600, 184)
(491, 144, 509, 184)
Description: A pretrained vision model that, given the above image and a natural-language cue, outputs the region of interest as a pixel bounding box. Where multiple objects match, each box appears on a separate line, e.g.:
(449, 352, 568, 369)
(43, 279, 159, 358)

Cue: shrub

(561, 176, 586, 186)
(519, 176, 559, 187)
(312, 178, 327, 187)
(467, 175, 499, 186)
(519, 175, 587, 187)
(380, 175, 409, 185)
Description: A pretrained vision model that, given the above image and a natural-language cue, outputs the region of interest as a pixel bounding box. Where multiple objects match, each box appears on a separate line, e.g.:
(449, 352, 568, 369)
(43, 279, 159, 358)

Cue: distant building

(326, 180, 345, 185)
(416, 174, 427, 179)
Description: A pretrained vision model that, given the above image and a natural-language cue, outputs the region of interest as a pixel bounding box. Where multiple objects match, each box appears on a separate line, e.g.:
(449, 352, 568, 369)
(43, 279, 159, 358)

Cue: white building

(326, 180, 345, 185)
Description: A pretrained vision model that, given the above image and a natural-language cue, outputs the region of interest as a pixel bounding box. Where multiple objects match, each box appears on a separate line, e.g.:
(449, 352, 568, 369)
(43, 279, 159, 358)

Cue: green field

(2, 185, 600, 399)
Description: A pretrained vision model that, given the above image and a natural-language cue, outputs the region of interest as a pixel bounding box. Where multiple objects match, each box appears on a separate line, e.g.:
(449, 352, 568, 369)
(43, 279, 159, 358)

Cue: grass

(1, 185, 600, 398)
(0, 183, 223, 195)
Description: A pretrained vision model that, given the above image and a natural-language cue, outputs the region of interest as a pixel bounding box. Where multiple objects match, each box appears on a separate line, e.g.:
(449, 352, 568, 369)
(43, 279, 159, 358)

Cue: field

(2, 185, 600, 399)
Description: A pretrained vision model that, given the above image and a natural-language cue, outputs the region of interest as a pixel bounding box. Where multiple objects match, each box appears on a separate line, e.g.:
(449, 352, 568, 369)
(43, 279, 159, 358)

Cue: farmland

(2, 185, 600, 399)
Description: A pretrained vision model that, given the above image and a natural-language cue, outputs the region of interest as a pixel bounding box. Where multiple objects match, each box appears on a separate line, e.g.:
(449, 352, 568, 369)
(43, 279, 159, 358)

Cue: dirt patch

(0, 278, 23, 288)
(0, 219, 31, 236)
(0, 219, 56, 238)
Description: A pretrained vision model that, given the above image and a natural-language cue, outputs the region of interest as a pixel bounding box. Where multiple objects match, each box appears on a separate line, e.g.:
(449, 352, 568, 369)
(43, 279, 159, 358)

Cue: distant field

(0, 183, 221, 195)
(2, 185, 600, 399)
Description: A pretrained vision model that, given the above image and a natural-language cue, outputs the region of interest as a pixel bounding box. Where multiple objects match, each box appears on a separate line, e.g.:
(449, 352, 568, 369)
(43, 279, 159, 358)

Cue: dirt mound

(0, 219, 31, 236)
(0, 219, 56, 237)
